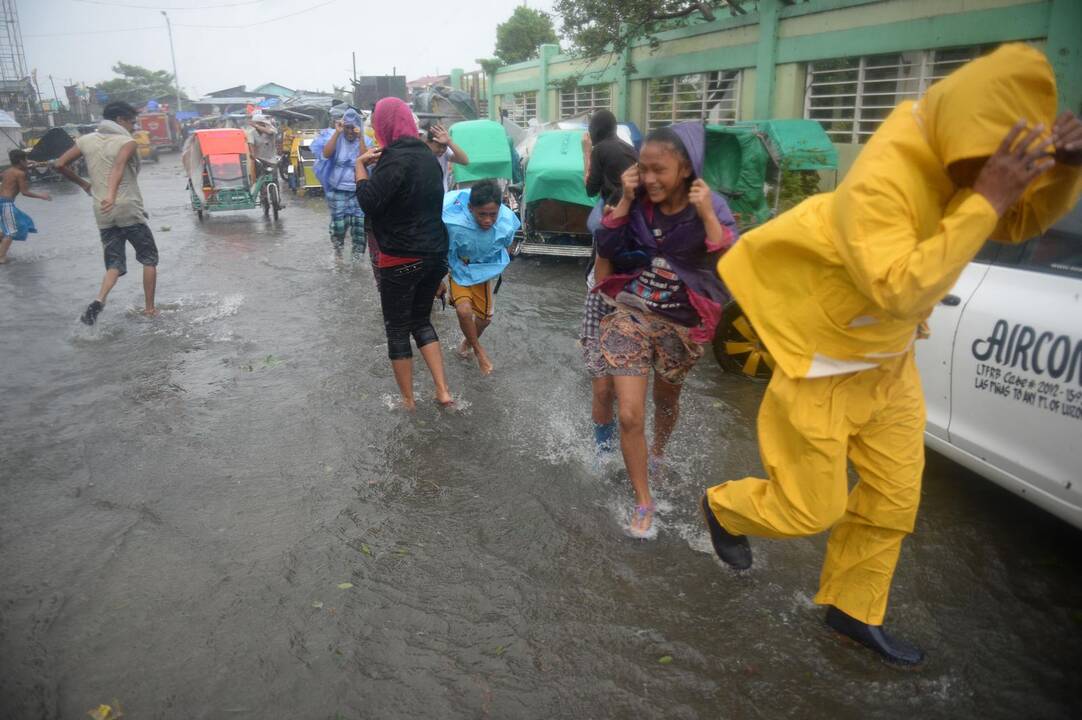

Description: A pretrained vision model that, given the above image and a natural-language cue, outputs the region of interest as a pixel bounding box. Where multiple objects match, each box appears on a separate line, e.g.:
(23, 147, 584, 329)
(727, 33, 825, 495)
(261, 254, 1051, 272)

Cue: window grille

(646, 70, 741, 130)
(502, 92, 537, 124)
(804, 45, 989, 144)
(559, 83, 611, 119)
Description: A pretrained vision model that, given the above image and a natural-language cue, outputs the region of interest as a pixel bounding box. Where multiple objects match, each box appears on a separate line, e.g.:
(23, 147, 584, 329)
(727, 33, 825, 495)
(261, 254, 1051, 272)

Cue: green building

(453, 0, 1081, 178)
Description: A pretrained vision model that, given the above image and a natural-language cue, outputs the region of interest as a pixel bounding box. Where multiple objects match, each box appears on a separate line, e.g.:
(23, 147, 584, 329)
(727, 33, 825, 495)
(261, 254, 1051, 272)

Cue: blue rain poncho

(443, 189, 521, 286)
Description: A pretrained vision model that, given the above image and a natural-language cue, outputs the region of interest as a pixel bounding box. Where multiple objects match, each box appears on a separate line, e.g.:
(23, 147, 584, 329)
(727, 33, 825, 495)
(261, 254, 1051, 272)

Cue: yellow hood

(916, 43, 1057, 168)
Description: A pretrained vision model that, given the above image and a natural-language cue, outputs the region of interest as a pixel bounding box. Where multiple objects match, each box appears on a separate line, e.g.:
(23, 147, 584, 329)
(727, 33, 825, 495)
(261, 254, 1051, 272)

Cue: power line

(25, 0, 335, 36)
(71, 0, 266, 9)
(25, 25, 161, 38)
(174, 0, 333, 28)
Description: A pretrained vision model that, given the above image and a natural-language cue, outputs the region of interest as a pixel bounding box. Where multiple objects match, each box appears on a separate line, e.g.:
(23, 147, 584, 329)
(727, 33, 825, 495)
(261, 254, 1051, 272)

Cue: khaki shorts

(449, 278, 494, 320)
(600, 309, 703, 385)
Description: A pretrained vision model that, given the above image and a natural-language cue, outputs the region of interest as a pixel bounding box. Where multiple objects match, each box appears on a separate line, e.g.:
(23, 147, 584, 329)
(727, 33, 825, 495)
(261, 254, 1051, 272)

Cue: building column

(617, 23, 632, 121)
(1047, 0, 1082, 113)
(754, 0, 781, 119)
(450, 68, 463, 91)
(538, 43, 559, 122)
(486, 71, 497, 121)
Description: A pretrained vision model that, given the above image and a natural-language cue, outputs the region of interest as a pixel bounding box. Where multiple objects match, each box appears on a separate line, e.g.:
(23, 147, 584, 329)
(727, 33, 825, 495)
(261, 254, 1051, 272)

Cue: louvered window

(647, 70, 742, 130)
(804, 45, 989, 144)
(559, 84, 612, 119)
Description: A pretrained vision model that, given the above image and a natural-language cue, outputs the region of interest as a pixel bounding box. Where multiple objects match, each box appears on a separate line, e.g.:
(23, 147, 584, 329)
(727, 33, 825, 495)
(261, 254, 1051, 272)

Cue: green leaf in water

(337, 582, 353, 590)
(312, 600, 323, 609)
(494, 645, 506, 656)
(658, 655, 673, 665)
(361, 544, 372, 557)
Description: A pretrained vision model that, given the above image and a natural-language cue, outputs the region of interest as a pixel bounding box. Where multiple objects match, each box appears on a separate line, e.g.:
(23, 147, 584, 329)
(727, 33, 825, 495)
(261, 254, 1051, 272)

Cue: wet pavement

(1, 155, 1080, 719)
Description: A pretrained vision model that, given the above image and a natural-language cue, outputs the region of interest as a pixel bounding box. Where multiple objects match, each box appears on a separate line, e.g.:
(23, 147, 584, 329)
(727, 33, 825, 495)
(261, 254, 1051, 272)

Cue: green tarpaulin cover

(703, 125, 772, 229)
(704, 119, 837, 228)
(744, 119, 838, 171)
(449, 120, 513, 183)
(524, 130, 594, 207)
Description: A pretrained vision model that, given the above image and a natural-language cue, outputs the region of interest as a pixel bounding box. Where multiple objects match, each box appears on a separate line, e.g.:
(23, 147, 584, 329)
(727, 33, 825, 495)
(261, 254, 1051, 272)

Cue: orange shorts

(449, 278, 494, 320)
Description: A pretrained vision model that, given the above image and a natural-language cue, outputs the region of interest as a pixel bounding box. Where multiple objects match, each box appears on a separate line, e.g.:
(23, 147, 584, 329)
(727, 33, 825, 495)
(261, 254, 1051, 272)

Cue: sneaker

(80, 300, 103, 326)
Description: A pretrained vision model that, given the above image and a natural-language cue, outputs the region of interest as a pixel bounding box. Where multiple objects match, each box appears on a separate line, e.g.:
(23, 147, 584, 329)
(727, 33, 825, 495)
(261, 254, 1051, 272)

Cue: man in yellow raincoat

(702, 44, 1082, 664)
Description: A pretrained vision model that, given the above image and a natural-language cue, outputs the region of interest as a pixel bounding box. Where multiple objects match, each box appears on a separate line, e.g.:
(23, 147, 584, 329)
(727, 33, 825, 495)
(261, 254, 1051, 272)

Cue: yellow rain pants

(707, 351, 923, 625)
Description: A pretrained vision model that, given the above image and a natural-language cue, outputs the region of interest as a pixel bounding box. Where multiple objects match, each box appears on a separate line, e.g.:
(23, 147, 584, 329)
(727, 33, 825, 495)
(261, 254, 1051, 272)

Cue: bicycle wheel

(269, 183, 281, 221)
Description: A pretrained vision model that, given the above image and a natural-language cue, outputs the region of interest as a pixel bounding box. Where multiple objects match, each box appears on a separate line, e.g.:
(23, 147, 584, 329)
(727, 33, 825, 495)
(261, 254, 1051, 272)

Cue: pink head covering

(372, 97, 419, 148)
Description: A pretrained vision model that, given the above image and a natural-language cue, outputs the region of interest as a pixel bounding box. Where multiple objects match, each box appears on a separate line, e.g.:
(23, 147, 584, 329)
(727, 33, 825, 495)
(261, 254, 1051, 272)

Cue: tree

(494, 6, 559, 65)
(96, 62, 188, 106)
(552, 1, 733, 67)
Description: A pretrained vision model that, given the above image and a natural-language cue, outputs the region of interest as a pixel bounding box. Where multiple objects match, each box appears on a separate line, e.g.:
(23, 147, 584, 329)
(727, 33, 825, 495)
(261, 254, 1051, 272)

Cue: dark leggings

(378, 255, 447, 360)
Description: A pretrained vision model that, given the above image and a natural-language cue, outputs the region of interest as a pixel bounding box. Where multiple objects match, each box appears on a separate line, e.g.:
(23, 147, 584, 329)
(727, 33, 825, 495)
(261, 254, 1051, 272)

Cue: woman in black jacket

(356, 97, 452, 409)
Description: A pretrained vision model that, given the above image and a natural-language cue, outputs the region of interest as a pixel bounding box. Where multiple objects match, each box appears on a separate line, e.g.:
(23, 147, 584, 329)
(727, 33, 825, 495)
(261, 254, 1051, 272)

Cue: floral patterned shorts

(580, 290, 614, 378)
(599, 309, 703, 385)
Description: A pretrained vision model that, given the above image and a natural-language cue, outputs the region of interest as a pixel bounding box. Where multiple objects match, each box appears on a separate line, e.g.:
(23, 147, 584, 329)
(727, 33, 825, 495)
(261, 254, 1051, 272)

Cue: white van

(916, 201, 1082, 529)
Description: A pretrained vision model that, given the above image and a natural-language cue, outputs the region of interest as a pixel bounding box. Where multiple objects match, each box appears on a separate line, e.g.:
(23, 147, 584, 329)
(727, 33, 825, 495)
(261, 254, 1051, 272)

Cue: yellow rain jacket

(719, 44, 1082, 379)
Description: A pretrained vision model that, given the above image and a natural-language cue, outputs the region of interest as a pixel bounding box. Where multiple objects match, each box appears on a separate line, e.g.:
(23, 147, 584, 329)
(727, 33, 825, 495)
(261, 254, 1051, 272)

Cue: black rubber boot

(700, 495, 752, 569)
(825, 605, 925, 666)
(80, 300, 103, 326)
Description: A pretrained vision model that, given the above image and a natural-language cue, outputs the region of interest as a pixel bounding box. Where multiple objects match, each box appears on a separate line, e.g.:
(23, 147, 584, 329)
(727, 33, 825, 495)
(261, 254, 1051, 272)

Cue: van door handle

(940, 294, 962, 306)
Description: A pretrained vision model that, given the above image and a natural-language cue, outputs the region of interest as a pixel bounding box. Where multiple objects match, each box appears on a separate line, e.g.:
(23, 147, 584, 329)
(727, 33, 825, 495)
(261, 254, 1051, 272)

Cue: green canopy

(734, 119, 838, 171)
(703, 125, 772, 229)
(449, 120, 514, 183)
(524, 130, 594, 207)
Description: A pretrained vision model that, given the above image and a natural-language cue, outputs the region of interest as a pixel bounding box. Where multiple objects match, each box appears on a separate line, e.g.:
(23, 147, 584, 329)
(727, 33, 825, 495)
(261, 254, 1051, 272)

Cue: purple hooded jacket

(594, 122, 738, 343)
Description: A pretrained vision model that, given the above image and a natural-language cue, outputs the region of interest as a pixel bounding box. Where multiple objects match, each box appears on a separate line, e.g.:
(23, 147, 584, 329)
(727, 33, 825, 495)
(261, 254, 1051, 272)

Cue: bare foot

(475, 349, 494, 376)
(0, 256, 9, 265)
(456, 340, 472, 358)
(435, 388, 454, 407)
(401, 397, 417, 411)
(143, 307, 160, 317)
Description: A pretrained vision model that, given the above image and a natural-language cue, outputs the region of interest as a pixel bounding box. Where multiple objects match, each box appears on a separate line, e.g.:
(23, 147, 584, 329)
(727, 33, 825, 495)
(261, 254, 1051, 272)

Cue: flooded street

(1, 155, 1080, 719)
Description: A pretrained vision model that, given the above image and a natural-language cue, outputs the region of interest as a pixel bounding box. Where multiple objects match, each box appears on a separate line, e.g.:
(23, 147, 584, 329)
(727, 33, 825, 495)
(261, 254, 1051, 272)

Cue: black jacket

(356, 137, 448, 257)
(586, 137, 638, 207)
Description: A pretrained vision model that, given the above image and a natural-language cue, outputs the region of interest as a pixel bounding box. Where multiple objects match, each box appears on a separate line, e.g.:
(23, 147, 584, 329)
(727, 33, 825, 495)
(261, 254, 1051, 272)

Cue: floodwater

(1, 155, 1080, 720)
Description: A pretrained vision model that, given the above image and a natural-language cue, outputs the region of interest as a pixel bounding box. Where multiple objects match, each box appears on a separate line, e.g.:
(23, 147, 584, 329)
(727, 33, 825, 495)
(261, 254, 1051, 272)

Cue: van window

(973, 241, 1000, 264)
(1020, 203, 1082, 278)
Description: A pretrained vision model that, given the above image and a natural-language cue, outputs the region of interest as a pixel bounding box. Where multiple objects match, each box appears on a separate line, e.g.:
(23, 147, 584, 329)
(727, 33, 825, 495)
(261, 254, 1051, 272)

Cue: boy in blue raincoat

(443, 180, 520, 375)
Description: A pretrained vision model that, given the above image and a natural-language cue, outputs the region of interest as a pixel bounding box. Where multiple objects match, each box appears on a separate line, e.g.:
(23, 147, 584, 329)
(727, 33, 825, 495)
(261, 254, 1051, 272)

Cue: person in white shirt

(421, 122, 469, 191)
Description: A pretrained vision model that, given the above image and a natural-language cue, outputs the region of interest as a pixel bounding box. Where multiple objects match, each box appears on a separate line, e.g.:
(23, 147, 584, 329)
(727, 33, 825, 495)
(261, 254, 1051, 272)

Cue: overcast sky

(21, 0, 558, 100)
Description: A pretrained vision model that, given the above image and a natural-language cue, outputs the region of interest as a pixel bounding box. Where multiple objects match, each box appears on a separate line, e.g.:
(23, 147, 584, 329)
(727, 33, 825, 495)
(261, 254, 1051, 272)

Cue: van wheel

(713, 302, 775, 381)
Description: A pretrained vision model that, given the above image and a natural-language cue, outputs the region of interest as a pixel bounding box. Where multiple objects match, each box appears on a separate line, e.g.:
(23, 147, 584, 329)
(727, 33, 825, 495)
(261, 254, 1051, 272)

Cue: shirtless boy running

(0, 149, 52, 264)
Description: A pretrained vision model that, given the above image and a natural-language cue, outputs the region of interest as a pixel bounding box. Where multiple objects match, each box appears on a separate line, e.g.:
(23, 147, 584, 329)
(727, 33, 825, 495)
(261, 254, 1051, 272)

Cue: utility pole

(161, 11, 182, 112)
(352, 52, 357, 83)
